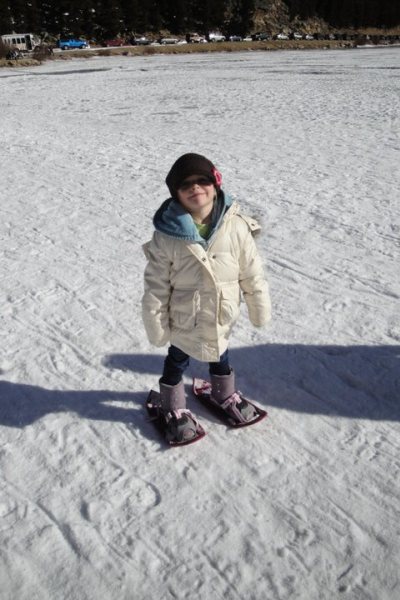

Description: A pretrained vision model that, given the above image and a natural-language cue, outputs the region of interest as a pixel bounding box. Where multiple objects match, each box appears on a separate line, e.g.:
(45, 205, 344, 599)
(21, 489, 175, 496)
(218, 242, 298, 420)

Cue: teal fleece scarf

(153, 191, 233, 244)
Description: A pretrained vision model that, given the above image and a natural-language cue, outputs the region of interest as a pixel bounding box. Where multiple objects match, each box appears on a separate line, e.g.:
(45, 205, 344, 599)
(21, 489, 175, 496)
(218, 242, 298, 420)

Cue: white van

(1, 33, 41, 52)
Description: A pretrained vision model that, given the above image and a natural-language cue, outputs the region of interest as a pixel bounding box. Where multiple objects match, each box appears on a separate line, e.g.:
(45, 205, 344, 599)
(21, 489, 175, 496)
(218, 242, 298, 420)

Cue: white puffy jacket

(142, 200, 271, 362)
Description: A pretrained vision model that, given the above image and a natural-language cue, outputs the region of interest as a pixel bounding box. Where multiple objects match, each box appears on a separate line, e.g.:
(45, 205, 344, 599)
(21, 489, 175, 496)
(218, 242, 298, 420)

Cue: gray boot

(210, 371, 257, 423)
(159, 381, 198, 443)
(159, 380, 186, 413)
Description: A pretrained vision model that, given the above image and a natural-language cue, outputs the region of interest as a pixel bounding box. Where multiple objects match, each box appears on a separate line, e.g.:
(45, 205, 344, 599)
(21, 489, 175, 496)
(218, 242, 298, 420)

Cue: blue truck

(57, 38, 89, 50)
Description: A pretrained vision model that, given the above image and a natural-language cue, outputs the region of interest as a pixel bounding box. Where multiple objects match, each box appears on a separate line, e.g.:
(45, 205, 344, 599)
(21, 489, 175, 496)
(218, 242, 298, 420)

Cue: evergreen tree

(119, 0, 141, 33)
(160, 0, 187, 33)
(207, 0, 226, 31)
(195, 0, 226, 34)
(1, 1, 400, 39)
(37, 0, 57, 34)
(296, 0, 317, 19)
(287, 0, 303, 19)
(93, 0, 123, 38)
(23, 0, 41, 32)
(377, 0, 399, 28)
(135, 0, 159, 32)
(0, 0, 13, 34)
(71, 0, 97, 37)
(187, 0, 206, 32)
(226, 0, 255, 36)
(8, 0, 28, 31)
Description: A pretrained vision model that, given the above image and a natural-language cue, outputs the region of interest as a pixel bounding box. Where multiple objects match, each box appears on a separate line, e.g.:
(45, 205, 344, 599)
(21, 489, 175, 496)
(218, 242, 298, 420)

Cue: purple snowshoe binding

(146, 381, 205, 446)
(193, 371, 267, 428)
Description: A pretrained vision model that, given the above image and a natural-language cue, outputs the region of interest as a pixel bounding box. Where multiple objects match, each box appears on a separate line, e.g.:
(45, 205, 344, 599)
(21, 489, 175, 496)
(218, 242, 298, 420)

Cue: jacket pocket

(170, 289, 199, 330)
(218, 284, 240, 326)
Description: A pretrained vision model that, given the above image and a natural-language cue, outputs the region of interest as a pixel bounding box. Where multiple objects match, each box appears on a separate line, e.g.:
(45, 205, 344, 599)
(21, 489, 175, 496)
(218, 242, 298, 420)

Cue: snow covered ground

(0, 47, 399, 600)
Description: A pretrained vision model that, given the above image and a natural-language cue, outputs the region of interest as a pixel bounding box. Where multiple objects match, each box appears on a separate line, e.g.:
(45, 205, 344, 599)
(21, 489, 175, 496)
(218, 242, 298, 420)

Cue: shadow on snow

(0, 344, 398, 429)
(0, 382, 147, 431)
(104, 343, 399, 422)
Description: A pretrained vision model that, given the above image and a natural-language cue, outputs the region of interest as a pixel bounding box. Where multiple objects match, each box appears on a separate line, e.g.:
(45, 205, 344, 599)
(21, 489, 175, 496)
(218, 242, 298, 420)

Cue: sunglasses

(178, 177, 214, 192)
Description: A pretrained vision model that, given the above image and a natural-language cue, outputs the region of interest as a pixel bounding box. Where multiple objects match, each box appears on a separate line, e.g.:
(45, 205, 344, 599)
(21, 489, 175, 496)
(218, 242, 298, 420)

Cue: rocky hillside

(252, 0, 399, 34)
(253, 0, 290, 32)
(253, 0, 333, 34)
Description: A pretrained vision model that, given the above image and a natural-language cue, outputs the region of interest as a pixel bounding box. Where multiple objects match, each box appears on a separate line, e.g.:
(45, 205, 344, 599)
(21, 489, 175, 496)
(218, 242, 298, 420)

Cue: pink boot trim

(219, 392, 249, 424)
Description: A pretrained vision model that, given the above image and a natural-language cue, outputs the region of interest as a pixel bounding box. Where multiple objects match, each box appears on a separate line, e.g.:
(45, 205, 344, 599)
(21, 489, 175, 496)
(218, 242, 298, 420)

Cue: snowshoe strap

(165, 408, 199, 426)
(219, 392, 248, 424)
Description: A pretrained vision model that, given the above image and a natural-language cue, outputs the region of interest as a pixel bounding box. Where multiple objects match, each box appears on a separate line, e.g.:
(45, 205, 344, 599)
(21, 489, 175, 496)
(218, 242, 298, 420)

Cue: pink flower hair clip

(212, 167, 223, 187)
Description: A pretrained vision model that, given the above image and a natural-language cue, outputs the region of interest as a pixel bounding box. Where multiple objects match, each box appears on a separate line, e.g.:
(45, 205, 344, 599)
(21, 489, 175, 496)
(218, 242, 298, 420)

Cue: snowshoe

(146, 390, 206, 446)
(192, 378, 267, 428)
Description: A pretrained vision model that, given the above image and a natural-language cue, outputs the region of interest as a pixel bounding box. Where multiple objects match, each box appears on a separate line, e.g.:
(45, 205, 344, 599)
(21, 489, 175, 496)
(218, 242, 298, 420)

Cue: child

(142, 153, 271, 444)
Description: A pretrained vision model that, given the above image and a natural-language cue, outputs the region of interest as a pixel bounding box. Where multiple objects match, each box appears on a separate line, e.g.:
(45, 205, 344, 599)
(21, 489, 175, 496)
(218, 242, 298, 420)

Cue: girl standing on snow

(142, 153, 271, 444)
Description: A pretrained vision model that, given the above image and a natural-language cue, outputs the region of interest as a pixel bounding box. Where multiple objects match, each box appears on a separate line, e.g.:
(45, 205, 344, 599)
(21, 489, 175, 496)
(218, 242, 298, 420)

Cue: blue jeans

(160, 345, 231, 386)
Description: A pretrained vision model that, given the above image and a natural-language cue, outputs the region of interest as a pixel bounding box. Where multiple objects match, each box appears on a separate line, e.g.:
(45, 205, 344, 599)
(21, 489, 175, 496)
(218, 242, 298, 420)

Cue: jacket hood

(153, 191, 233, 243)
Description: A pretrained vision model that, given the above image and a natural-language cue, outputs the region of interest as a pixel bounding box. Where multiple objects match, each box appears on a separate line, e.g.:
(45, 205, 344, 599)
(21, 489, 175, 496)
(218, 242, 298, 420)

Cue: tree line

(285, 0, 399, 30)
(0, 0, 398, 40)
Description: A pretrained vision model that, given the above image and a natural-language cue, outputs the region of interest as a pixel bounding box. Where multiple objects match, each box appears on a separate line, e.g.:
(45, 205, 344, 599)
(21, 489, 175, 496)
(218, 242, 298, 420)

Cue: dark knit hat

(166, 153, 222, 197)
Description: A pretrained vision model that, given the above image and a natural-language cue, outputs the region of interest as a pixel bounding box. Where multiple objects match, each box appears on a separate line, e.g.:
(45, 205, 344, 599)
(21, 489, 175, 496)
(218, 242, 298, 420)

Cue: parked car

(103, 38, 125, 47)
(275, 33, 289, 40)
(208, 33, 225, 42)
(186, 33, 206, 43)
(229, 35, 242, 42)
(255, 32, 271, 41)
(291, 32, 303, 40)
(57, 38, 89, 50)
(159, 37, 179, 45)
(304, 34, 314, 40)
(130, 36, 150, 46)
